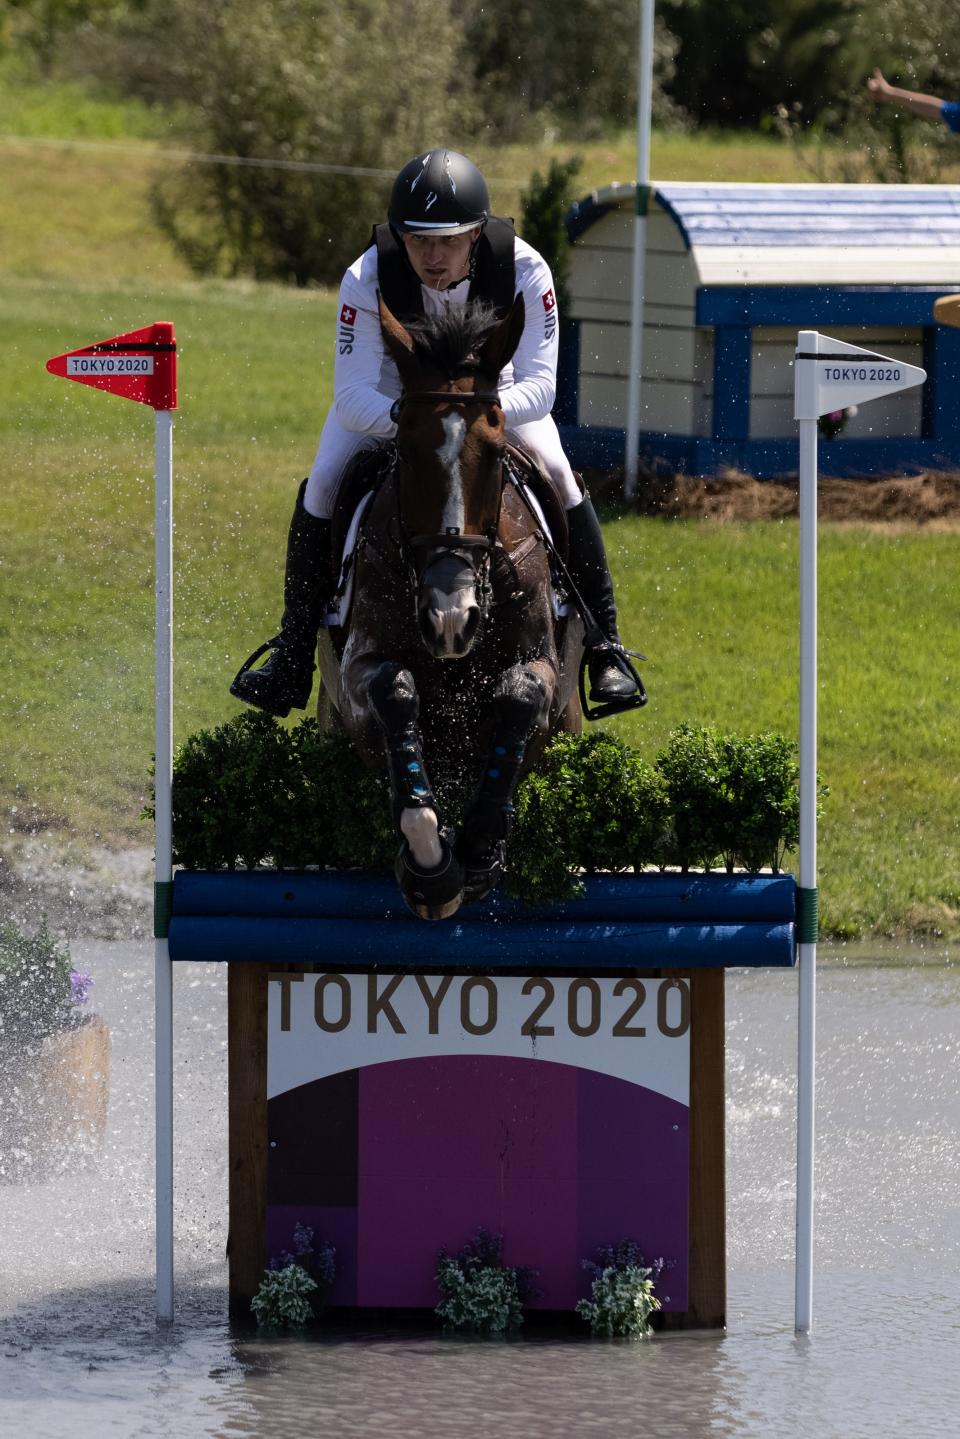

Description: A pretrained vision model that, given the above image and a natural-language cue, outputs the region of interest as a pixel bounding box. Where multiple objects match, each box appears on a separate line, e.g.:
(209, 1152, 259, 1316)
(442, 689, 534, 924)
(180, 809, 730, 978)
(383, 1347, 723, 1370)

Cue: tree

(658, 0, 872, 128)
(460, 0, 685, 141)
(3, 0, 129, 74)
(520, 156, 581, 314)
(94, 0, 468, 285)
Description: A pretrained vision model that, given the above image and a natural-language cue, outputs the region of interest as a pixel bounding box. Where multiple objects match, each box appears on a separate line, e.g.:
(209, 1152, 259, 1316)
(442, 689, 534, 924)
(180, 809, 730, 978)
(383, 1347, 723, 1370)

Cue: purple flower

(69, 971, 93, 1005)
(313, 1242, 337, 1288)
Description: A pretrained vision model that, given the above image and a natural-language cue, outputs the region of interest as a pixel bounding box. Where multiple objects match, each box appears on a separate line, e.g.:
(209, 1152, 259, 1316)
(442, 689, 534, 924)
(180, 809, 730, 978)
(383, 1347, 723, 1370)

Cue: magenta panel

(357, 1055, 579, 1309)
(266, 1053, 689, 1312)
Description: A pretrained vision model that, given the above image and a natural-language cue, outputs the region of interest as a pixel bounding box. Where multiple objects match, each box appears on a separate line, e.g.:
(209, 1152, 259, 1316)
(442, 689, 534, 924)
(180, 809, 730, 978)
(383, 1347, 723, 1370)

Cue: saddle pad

(322, 490, 375, 629)
(507, 477, 569, 620)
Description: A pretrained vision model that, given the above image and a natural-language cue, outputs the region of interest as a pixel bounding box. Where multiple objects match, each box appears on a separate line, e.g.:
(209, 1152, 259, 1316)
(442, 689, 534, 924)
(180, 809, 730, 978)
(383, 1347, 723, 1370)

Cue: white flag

(794, 331, 926, 420)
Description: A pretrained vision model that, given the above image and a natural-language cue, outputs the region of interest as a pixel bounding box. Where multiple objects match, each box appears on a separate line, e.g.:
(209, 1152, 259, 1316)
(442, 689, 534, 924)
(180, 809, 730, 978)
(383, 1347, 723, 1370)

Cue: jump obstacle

(170, 869, 796, 1327)
(46, 312, 927, 1335)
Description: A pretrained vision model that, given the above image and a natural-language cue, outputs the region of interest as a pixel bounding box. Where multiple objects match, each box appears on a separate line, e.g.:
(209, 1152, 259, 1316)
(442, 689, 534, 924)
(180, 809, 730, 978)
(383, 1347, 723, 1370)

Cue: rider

(231, 148, 643, 717)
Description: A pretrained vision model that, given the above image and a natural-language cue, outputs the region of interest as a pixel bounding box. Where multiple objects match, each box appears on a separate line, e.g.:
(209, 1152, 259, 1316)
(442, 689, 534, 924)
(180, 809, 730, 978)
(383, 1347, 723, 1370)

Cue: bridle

(392, 385, 506, 606)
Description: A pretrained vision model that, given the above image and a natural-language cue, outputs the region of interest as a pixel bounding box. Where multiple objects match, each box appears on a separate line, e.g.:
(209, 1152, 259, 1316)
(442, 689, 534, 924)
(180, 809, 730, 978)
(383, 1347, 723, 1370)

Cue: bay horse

(316, 294, 582, 920)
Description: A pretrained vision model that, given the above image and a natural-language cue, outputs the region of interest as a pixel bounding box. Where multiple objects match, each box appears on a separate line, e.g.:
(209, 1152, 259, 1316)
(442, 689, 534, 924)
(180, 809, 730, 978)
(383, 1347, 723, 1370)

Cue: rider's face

(402, 229, 479, 290)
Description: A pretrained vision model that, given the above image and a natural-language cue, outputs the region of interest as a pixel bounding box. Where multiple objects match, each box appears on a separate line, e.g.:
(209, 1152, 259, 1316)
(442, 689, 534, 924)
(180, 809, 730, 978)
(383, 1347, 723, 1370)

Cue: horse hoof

(395, 841, 465, 921)
(458, 841, 506, 907)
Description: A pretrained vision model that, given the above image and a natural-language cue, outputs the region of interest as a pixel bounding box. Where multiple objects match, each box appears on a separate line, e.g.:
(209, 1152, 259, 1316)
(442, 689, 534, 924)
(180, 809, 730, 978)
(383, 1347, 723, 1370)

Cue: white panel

(569, 295, 695, 325)
(579, 374, 701, 435)
(696, 245, 960, 287)
(569, 296, 633, 324)
(574, 202, 687, 255)
(570, 245, 698, 311)
(579, 320, 709, 385)
(570, 246, 633, 300)
(578, 373, 629, 427)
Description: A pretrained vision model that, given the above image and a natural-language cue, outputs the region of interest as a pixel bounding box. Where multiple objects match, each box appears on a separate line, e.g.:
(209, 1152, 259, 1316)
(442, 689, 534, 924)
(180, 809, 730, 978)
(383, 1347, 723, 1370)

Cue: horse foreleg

(367, 662, 465, 920)
(457, 660, 554, 900)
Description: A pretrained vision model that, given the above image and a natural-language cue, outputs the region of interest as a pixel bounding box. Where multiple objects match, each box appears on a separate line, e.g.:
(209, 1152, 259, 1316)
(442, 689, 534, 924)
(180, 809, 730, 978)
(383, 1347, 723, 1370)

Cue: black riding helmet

(388, 149, 490, 237)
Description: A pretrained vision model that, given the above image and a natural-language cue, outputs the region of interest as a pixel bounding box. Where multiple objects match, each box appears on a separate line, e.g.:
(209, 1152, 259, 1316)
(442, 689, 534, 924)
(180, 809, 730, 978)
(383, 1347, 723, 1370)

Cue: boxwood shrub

(157, 714, 808, 900)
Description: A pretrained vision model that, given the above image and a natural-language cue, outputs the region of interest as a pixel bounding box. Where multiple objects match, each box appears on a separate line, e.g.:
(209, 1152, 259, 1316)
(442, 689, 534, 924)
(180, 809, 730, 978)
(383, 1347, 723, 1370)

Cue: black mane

(406, 300, 499, 376)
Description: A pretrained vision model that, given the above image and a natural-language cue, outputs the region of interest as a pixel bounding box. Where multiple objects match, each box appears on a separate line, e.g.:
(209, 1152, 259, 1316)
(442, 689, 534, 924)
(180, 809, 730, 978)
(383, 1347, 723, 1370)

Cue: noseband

(394, 387, 505, 583)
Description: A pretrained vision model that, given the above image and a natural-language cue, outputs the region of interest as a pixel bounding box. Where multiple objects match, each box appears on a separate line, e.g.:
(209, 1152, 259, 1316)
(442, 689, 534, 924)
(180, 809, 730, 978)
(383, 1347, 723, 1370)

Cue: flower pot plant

(0, 919, 110, 1181)
(576, 1240, 669, 1338)
(435, 1227, 538, 1335)
(251, 1223, 337, 1329)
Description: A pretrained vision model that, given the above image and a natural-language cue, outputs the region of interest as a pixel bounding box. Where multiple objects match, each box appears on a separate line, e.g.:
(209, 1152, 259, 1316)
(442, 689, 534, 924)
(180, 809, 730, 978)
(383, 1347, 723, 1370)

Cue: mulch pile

(586, 466, 960, 525)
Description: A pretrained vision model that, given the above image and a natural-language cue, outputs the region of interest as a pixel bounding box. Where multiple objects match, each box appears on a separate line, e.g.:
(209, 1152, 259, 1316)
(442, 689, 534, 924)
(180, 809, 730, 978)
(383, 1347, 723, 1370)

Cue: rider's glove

(389, 397, 404, 426)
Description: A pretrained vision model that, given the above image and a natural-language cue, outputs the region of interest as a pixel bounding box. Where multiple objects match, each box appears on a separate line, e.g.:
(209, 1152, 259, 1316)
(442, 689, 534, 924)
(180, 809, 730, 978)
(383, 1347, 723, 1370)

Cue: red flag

(46, 322, 177, 410)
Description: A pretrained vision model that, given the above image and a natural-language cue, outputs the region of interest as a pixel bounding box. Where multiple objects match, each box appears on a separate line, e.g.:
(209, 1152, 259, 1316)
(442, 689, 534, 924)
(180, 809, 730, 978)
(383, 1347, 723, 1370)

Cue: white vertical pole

(624, 0, 656, 499)
(794, 331, 819, 1335)
(154, 407, 175, 1324)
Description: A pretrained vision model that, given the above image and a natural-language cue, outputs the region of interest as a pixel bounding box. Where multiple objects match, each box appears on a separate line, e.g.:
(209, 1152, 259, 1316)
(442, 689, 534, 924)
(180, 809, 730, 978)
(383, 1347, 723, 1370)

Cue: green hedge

(149, 713, 395, 872)
(153, 716, 811, 904)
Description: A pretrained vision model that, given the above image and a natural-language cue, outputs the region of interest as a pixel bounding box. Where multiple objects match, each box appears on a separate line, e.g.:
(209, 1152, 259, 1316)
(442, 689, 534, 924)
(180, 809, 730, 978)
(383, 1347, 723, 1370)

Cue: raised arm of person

(866, 68, 950, 125)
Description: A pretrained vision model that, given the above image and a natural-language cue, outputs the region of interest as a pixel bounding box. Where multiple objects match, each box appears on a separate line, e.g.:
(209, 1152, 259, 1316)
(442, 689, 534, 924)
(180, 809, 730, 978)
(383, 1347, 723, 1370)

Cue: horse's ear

(378, 292, 419, 383)
(477, 294, 526, 379)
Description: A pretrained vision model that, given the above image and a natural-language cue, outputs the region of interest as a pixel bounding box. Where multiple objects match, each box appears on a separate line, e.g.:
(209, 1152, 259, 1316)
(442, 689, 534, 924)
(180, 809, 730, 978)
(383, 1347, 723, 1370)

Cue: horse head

(379, 294, 525, 659)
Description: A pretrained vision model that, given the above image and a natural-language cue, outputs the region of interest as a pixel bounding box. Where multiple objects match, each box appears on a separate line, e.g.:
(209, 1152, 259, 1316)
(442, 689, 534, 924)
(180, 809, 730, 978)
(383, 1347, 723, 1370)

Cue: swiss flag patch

(542, 289, 556, 312)
(340, 304, 357, 326)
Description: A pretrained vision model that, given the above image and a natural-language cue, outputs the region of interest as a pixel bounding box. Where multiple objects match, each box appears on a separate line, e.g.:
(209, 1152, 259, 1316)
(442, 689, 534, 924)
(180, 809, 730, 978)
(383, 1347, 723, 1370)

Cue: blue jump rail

(168, 871, 797, 970)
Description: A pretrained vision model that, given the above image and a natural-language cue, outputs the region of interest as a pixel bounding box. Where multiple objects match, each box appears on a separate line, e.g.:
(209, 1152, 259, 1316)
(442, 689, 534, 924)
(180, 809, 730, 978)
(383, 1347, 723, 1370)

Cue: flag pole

(793, 330, 819, 1334)
(154, 405, 175, 1323)
(624, 0, 655, 500)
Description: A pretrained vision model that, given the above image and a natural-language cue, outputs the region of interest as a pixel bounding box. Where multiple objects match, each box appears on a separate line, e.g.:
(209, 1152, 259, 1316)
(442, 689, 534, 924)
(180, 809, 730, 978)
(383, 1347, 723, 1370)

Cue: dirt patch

(587, 466, 960, 526)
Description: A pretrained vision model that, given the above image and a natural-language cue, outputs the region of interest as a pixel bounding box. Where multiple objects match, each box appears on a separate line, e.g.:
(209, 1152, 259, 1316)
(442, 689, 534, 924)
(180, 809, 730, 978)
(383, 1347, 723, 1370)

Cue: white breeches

(304, 410, 581, 519)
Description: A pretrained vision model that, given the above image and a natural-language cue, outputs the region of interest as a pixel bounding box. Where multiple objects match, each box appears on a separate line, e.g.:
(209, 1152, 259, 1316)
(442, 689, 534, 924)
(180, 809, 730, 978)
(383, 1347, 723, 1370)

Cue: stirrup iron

(578, 644, 649, 722)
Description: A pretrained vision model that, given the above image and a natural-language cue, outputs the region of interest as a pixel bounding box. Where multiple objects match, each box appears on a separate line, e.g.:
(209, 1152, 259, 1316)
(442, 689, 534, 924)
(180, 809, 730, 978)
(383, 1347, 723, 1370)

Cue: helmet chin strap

(440, 224, 485, 291)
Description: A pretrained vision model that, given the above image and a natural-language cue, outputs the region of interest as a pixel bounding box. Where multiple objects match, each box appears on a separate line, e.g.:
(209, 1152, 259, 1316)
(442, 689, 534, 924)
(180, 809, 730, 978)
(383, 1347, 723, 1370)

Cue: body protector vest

(373, 216, 517, 323)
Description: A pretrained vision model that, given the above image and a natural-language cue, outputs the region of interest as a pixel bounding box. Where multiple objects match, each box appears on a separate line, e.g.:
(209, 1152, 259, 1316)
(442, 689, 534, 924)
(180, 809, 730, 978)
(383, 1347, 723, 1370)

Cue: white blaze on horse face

(437, 411, 467, 534)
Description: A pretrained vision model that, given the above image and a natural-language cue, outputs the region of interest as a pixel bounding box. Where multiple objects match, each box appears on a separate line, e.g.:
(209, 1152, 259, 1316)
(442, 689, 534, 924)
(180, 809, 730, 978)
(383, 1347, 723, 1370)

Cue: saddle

(328, 442, 398, 579)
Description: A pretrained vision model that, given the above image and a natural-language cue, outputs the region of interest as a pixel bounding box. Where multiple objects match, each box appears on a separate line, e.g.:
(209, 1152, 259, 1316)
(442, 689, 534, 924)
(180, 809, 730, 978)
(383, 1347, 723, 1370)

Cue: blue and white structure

(560, 182, 960, 476)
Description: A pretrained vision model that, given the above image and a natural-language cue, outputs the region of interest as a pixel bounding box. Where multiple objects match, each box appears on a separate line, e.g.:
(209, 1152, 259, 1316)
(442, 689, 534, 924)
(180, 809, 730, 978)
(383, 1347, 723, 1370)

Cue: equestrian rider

(231, 148, 643, 717)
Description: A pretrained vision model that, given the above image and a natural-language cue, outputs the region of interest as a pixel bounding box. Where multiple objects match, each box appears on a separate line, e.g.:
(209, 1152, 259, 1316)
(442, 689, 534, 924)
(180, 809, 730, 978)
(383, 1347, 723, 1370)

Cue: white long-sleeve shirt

(332, 235, 560, 436)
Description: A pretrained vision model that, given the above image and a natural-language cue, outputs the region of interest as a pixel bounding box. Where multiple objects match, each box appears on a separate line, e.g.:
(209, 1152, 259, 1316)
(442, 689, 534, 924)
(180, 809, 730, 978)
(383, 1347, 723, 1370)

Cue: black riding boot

(566, 495, 645, 706)
(230, 479, 334, 718)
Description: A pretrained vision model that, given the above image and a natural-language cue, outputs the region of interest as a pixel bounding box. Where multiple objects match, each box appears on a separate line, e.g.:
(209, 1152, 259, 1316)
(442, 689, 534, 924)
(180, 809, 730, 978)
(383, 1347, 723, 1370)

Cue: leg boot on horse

(230, 479, 335, 718)
(368, 663, 465, 921)
(566, 494, 647, 711)
(456, 662, 551, 905)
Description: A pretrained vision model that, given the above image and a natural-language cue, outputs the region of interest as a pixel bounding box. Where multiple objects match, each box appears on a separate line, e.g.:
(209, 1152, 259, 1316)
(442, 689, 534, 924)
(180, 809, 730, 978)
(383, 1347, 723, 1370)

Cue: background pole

(154, 407, 174, 1323)
(794, 330, 819, 1335)
(624, 0, 655, 499)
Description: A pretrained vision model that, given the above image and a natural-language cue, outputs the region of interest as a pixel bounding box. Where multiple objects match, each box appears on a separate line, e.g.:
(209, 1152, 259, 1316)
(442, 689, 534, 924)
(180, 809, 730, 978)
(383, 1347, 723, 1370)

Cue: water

(2, 946, 958, 1438)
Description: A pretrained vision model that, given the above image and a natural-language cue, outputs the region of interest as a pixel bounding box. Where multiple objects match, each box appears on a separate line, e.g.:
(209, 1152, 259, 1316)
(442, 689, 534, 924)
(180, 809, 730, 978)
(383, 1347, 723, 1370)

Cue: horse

(316, 294, 583, 921)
